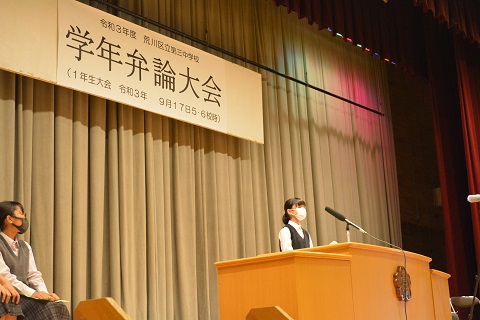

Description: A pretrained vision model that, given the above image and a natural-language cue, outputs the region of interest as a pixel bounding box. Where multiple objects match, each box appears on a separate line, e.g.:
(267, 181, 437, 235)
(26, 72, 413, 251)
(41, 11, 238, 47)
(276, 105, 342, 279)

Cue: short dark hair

(282, 197, 306, 224)
(0, 201, 24, 230)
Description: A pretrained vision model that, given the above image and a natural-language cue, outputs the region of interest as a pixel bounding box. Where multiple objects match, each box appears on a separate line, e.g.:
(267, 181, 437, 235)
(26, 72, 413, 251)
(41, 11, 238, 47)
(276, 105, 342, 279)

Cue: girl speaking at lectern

(278, 197, 313, 252)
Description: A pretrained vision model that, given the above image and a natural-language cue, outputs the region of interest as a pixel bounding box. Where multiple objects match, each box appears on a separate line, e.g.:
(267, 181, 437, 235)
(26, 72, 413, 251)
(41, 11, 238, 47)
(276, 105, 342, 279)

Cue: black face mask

(11, 216, 29, 234)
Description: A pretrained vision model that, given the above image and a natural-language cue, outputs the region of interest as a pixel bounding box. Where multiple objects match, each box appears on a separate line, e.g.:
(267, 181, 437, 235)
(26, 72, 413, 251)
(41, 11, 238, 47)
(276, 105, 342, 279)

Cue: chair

(450, 296, 479, 320)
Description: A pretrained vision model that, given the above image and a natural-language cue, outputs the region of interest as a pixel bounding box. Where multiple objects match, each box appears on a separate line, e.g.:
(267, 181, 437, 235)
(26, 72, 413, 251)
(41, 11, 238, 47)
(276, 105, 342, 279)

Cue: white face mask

(295, 207, 307, 221)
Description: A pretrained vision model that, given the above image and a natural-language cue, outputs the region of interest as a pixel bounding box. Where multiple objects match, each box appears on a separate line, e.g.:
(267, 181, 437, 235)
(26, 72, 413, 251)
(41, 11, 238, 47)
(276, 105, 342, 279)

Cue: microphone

(325, 207, 367, 233)
(325, 206, 346, 221)
(467, 194, 480, 203)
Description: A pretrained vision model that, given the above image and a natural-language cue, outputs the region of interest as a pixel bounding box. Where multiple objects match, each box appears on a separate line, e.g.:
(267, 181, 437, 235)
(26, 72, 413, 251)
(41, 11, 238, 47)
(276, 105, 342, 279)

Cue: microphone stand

(468, 264, 480, 320)
(467, 200, 480, 320)
(346, 223, 351, 242)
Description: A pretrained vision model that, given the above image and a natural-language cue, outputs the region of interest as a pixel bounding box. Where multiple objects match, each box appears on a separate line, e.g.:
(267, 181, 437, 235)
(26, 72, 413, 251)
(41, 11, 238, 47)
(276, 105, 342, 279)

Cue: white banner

(57, 0, 263, 143)
(0, 0, 57, 82)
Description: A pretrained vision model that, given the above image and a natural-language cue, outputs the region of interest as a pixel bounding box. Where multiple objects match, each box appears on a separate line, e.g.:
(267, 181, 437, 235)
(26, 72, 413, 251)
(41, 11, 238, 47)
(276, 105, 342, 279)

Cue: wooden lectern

(214, 242, 451, 320)
(74, 297, 131, 320)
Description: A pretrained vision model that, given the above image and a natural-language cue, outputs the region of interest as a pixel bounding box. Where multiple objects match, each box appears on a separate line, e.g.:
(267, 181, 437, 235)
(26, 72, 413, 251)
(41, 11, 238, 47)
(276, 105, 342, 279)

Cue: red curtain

(414, 0, 480, 45)
(273, 0, 480, 51)
(454, 36, 480, 264)
(410, 0, 480, 275)
(422, 14, 476, 297)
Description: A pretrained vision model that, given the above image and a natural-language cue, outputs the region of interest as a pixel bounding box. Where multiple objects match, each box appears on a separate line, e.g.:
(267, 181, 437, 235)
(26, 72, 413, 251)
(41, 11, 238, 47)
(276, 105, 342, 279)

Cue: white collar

(288, 220, 302, 230)
(0, 231, 16, 247)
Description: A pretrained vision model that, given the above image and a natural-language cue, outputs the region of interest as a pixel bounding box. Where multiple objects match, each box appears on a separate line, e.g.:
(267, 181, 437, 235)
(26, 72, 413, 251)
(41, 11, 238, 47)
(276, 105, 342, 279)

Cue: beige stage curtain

(0, 0, 400, 318)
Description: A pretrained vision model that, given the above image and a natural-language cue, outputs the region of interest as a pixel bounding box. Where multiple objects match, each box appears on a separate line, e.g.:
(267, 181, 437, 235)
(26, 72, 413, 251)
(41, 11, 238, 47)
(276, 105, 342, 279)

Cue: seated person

(0, 201, 70, 320)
